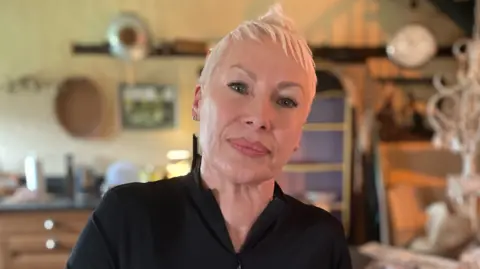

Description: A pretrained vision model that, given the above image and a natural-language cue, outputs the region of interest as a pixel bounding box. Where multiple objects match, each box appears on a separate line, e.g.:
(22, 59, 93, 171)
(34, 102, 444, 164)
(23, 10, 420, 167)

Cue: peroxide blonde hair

(199, 3, 317, 94)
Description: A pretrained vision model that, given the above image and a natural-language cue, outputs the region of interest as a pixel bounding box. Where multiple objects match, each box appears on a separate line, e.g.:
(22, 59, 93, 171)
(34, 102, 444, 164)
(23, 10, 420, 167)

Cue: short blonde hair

(199, 4, 317, 94)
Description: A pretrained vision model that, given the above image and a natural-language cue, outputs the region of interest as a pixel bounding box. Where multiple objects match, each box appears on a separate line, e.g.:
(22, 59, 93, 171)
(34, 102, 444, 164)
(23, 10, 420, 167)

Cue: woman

(66, 4, 352, 269)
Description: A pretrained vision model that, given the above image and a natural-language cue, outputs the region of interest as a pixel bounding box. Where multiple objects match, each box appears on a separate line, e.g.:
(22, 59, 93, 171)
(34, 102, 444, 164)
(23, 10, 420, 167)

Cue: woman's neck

(199, 161, 275, 251)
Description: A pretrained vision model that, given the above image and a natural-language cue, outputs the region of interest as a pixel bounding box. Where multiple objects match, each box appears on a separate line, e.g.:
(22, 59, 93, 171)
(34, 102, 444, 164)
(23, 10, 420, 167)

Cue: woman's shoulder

(111, 176, 188, 198)
(99, 175, 191, 215)
(284, 195, 346, 237)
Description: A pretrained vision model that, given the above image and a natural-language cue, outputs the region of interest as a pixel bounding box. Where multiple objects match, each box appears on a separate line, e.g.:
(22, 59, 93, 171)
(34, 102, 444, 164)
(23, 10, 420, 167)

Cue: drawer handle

(45, 239, 57, 250)
(44, 219, 55, 230)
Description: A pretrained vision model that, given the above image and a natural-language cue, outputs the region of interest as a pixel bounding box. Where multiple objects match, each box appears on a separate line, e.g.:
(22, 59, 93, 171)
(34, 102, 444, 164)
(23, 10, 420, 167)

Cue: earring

(192, 115, 199, 121)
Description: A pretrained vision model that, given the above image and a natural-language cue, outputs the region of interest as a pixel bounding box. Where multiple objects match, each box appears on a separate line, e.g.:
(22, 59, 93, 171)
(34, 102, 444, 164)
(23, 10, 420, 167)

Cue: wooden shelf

(309, 46, 453, 62)
(376, 77, 434, 85)
(71, 43, 456, 63)
(72, 42, 206, 57)
(379, 141, 435, 152)
(283, 163, 343, 172)
(283, 93, 352, 235)
(303, 123, 345, 131)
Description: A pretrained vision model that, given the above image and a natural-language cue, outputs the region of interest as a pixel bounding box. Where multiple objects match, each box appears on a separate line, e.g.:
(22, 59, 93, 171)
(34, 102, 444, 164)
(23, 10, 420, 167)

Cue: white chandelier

(427, 0, 480, 229)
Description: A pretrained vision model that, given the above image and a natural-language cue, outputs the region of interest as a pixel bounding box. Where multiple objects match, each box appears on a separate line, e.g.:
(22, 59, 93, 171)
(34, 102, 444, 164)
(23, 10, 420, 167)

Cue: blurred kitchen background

(1, 0, 480, 268)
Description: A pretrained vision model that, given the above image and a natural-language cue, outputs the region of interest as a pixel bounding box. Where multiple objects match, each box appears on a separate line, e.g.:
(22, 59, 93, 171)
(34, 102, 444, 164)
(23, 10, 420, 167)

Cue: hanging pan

(107, 12, 152, 62)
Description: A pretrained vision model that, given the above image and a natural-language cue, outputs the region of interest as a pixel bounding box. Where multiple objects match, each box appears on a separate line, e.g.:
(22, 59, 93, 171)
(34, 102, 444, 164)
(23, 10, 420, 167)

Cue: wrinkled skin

(192, 38, 315, 186)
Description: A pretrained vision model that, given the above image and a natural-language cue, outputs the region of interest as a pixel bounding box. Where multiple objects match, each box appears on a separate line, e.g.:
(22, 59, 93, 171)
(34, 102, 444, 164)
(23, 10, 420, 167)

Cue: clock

(386, 23, 438, 69)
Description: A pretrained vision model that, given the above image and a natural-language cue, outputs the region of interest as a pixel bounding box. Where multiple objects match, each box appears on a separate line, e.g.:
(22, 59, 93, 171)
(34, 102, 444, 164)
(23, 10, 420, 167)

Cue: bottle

(24, 153, 46, 198)
(64, 154, 75, 200)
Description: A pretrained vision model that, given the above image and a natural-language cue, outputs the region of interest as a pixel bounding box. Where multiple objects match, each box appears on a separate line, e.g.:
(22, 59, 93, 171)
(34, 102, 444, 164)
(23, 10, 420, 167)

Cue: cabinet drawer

(0, 211, 90, 234)
(10, 253, 69, 269)
(8, 232, 79, 253)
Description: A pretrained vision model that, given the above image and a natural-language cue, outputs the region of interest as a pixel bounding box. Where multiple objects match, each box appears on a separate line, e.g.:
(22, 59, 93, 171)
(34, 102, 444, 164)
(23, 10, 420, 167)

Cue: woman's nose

(243, 101, 274, 131)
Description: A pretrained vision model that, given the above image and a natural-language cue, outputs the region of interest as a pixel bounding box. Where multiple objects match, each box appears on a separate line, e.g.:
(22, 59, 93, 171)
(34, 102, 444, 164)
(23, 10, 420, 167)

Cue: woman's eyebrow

(277, 81, 303, 90)
(229, 64, 304, 93)
(229, 64, 257, 81)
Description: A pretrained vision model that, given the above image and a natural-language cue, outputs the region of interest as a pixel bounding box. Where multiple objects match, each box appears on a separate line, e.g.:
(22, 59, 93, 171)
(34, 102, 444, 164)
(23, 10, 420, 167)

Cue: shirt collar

(184, 160, 287, 253)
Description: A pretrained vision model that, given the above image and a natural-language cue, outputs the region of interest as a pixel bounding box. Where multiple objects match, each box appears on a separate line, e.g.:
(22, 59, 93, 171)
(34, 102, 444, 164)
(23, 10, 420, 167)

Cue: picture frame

(118, 83, 177, 130)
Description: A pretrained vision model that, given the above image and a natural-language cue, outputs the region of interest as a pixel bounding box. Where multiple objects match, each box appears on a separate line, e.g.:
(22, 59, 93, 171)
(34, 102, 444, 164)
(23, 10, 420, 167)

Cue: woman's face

(193, 38, 315, 184)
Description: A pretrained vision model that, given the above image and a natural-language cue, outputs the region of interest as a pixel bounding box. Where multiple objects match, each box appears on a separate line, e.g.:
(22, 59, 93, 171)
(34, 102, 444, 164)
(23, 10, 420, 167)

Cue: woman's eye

(227, 82, 248, 94)
(277, 98, 298, 108)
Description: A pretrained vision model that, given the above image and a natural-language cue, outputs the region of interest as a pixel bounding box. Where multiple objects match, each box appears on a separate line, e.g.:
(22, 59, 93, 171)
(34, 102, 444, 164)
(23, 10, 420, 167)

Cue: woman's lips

(228, 138, 270, 157)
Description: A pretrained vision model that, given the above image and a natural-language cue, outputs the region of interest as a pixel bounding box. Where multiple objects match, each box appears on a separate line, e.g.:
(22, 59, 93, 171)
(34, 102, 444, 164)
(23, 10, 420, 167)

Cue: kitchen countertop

(0, 196, 101, 211)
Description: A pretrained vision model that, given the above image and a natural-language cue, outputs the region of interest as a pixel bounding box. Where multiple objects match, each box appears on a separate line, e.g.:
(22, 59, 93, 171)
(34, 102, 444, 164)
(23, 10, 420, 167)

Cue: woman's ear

(294, 136, 302, 152)
(192, 85, 202, 121)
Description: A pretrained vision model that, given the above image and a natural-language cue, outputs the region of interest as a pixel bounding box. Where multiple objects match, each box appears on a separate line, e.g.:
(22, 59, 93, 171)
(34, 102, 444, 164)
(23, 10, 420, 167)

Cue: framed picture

(119, 83, 177, 129)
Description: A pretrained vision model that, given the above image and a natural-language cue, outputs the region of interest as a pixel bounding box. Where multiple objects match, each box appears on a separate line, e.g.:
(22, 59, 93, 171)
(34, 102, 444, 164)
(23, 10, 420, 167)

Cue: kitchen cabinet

(0, 202, 94, 269)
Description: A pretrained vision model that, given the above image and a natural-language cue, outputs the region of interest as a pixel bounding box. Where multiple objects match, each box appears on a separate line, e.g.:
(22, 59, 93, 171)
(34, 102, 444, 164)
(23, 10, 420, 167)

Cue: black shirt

(66, 169, 352, 269)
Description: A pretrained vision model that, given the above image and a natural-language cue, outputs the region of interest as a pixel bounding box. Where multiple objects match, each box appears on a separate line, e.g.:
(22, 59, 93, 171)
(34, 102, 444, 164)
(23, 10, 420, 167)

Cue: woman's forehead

(218, 39, 310, 81)
(202, 37, 317, 99)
